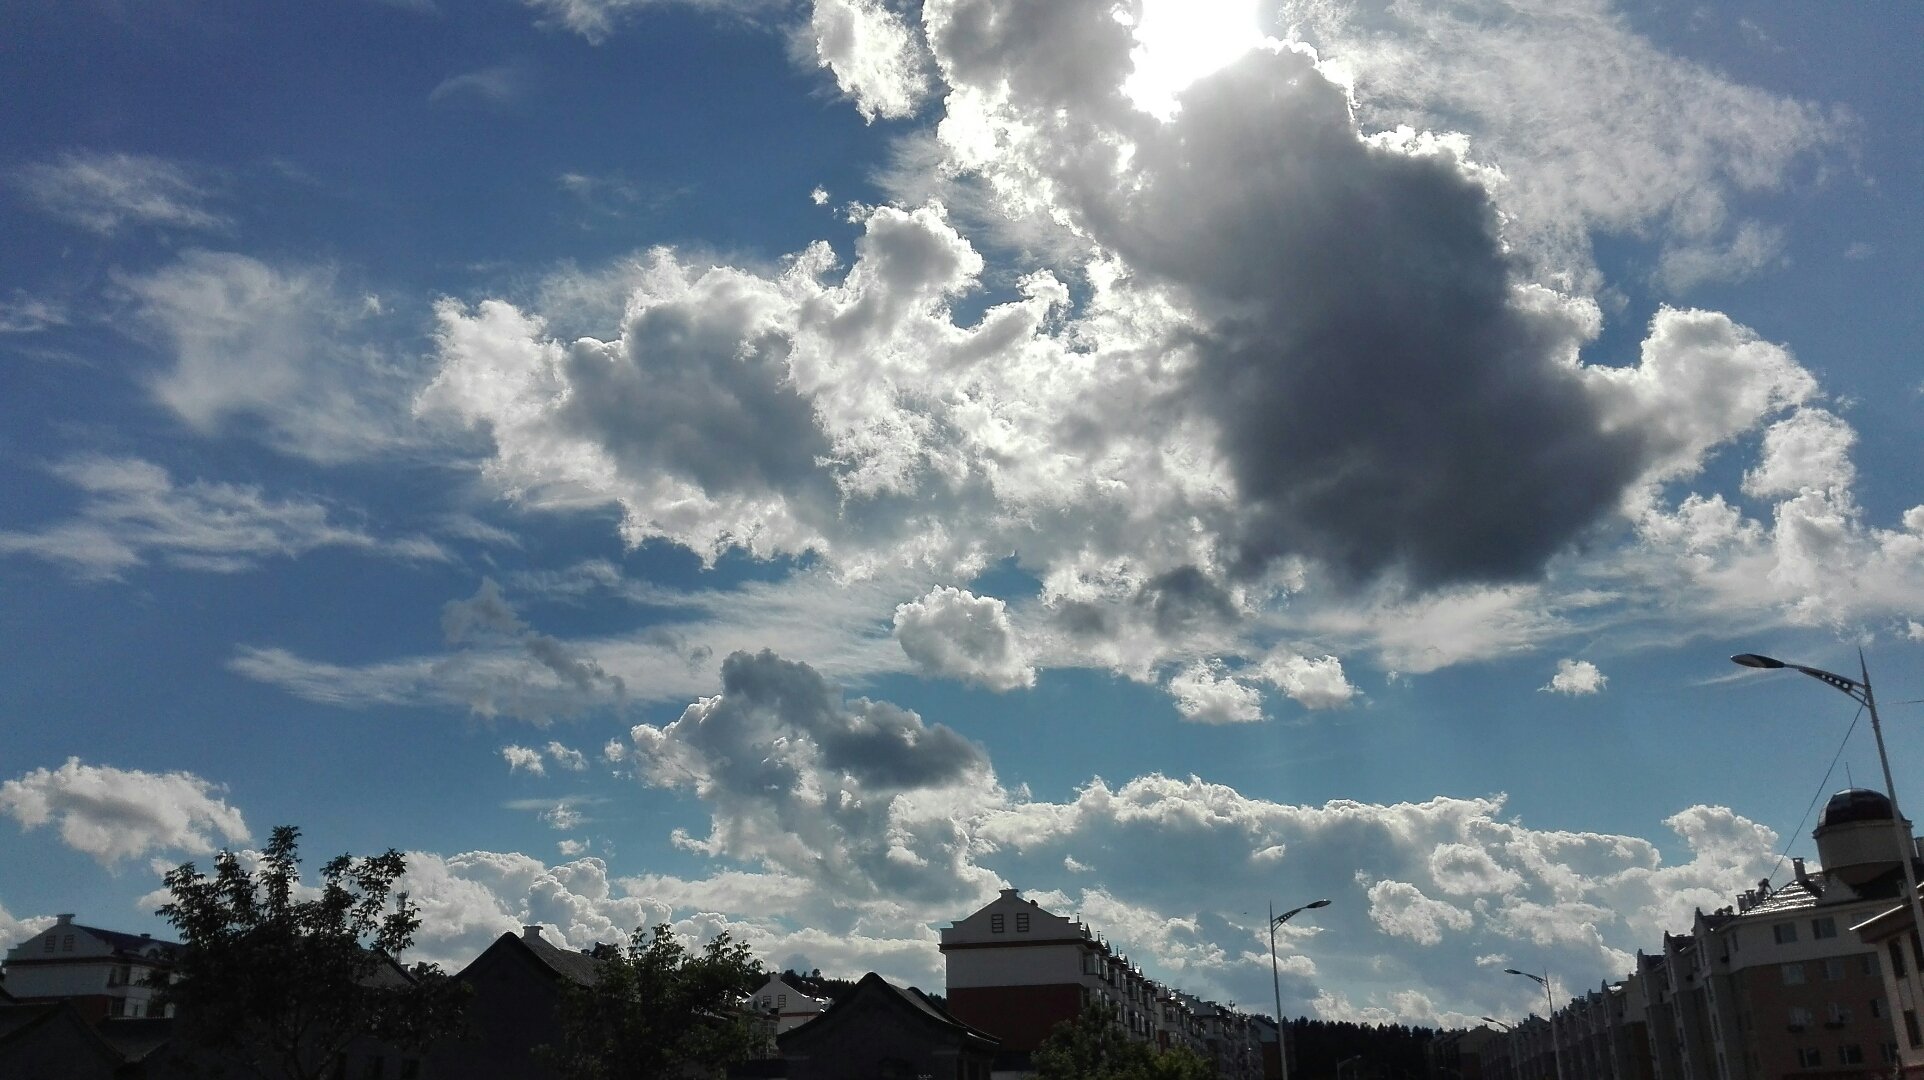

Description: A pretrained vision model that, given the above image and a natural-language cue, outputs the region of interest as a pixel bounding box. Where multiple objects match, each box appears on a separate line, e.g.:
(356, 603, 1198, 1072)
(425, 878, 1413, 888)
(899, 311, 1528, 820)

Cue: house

(425, 924, 602, 1079)
(0, 914, 177, 1023)
(751, 972, 832, 1032)
(0, 1000, 126, 1079)
(778, 971, 999, 1080)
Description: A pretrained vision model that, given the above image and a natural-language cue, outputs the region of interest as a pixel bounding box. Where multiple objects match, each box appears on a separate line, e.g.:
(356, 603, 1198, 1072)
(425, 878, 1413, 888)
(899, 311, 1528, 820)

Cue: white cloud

(125, 251, 430, 463)
(0, 903, 57, 954)
(522, 0, 780, 44)
(1366, 880, 1474, 946)
(1259, 651, 1356, 710)
(1165, 659, 1264, 724)
(546, 742, 590, 771)
(501, 745, 547, 775)
(807, 0, 930, 121)
(893, 586, 1034, 690)
(0, 456, 447, 580)
(14, 151, 225, 234)
(1542, 658, 1607, 696)
(0, 758, 249, 866)
(429, 63, 525, 105)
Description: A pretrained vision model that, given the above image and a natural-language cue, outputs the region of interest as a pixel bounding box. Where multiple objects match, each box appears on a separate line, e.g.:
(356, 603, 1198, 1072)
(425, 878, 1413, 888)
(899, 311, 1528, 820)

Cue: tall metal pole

(1505, 969, 1563, 1080)
(1271, 899, 1330, 1080)
(1734, 651, 1924, 1022)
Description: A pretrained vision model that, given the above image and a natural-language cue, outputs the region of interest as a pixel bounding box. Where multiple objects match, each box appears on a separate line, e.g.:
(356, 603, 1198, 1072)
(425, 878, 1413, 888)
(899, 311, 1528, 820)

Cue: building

(777, 971, 1000, 1080)
(940, 887, 1264, 1075)
(751, 972, 832, 1032)
(1848, 883, 1924, 1076)
(426, 924, 604, 1079)
(0, 914, 177, 1023)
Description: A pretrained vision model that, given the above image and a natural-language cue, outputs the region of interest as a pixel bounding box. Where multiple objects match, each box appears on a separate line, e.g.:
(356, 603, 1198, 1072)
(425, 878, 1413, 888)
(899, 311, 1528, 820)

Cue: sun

(1120, 0, 1266, 120)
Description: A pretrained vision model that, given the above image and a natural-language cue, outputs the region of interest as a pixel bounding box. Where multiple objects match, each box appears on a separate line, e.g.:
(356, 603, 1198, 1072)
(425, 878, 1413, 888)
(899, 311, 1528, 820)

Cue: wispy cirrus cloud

(14, 151, 226, 235)
(0, 455, 448, 580)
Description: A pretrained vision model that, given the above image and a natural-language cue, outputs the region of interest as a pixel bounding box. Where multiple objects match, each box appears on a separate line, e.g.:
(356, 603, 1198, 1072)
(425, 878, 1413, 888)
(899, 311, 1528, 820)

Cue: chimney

(522, 925, 545, 942)
(1792, 858, 1812, 889)
(999, 888, 1019, 899)
(55, 914, 74, 926)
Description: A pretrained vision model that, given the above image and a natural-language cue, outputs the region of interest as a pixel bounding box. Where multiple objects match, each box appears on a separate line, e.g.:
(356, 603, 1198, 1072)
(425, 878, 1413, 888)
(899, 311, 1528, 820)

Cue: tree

(1034, 1003, 1218, 1080)
(544, 922, 768, 1080)
(154, 825, 469, 1080)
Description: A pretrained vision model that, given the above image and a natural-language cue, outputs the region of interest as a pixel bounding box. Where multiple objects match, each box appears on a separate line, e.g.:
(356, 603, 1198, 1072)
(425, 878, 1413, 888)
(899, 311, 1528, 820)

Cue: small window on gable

(1775, 923, 1799, 945)
(43, 935, 55, 952)
(61, 935, 74, 952)
(990, 914, 1005, 933)
(1016, 912, 1030, 933)
(1813, 917, 1838, 939)
(778, 994, 787, 1008)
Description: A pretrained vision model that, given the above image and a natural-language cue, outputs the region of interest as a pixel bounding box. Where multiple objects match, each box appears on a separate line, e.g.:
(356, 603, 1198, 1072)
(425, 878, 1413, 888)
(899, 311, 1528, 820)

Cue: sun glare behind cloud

(1122, 0, 1265, 119)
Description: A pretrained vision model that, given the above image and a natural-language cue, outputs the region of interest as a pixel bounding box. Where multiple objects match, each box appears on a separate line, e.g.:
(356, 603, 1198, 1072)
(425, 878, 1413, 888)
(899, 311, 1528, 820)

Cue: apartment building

(0, 914, 177, 1023)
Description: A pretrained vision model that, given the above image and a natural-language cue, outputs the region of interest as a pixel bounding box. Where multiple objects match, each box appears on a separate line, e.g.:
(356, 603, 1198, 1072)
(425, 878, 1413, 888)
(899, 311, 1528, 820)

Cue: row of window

(986, 912, 1031, 933)
(1772, 917, 1839, 945)
(40, 933, 75, 952)
(1786, 999, 1884, 1028)
(1792, 1043, 1895, 1068)
(1781, 955, 1877, 984)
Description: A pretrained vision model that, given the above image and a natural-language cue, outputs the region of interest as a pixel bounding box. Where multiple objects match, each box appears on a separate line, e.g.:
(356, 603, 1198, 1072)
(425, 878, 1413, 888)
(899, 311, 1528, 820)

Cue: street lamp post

(1505, 968, 1563, 1080)
(1271, 899, 1331, 1080)
(1732, 651, 1924, 1017)
(1481, 1017, 1513, 1031)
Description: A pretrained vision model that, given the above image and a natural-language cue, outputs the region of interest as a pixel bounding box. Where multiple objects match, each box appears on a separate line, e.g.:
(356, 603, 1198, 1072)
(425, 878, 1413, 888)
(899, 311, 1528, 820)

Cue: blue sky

(3, 0, 1922, 1028)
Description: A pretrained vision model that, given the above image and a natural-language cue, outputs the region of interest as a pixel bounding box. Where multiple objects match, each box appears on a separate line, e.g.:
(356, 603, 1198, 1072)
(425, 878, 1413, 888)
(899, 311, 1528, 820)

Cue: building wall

(946, 983, 1083, 1053)
(944, 942, 1089, 988)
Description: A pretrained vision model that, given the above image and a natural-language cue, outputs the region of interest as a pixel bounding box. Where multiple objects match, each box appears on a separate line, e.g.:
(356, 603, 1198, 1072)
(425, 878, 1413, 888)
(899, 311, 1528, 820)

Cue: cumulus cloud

(0, 456, 447, 580)
(502, 745, 547, 775)
(1542, 658, 1607, 696)
(893, 586, 1034, 690)
(1165, 659, 1264, 724)
(1260, 651, 1357, 710)
(807, 0, 930, 121)
(0, 758, 250, 866)
(0, 904, 56, 953)
(1366, 880, 1474, 946)
(14, 151, 225, 234)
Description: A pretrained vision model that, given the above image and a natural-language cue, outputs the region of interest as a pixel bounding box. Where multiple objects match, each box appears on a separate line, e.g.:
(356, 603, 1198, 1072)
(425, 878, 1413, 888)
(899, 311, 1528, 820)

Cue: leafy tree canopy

(154, 825, 468, 1080)
(545, 922, 768, 1080)
(1034, 1002, 1218, 1080)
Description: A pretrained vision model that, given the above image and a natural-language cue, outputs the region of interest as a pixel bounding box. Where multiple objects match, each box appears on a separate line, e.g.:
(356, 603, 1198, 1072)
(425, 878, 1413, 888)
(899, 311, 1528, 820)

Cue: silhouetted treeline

(1290, 1017, 1436, 1080)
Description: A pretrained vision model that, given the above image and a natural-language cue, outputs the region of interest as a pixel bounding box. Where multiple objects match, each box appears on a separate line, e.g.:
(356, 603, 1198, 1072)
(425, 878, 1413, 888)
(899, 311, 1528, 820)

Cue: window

(1864, 955, 1880, 977)
(61, 934, 74, 952)
(1839, 1045, 1864, 1065)
(1016, 912, 1030, 933)
(1813, 916, 1838, 939)
(1796, 1048, 1822, 1068)
(1873, 998, 1886, 1019)
(778, 994, 787, 1008)
(1824, 958, 1847, 981)
(1829, 1002, 1854, 1025)
(1883, 1043, 1900, 1065)
(1905, 1009, 1921, 1050)
(1789, 1006, 1813, 1031)
(990, 914, 1005, 933)
(42, 935, 55, 953)
(1775, 923, 1800, 945)
(1782, 962, 1808, 985)
(1893, 939, 1910, 978)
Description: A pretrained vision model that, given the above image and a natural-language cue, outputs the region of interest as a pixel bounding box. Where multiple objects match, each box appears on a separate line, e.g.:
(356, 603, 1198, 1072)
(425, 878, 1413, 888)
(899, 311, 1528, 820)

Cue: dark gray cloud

(1086, 50, 1648, 588)
(439, 579, 626, 715)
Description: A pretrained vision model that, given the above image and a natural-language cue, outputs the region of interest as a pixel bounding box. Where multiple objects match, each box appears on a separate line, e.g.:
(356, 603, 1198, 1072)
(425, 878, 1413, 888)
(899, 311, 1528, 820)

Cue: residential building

(0, 914, 176, 1023)
(940, 887, 1263, 1075)
(752, 972, 832, 1032)
(1848, 884, 1924, 1076)
(426, 924, 603, 1079)
(777, 971, 1000, 1080)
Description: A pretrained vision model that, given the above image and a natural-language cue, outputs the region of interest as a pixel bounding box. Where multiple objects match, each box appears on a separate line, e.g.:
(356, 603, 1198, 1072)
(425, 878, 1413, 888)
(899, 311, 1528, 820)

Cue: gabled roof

(456, 928, 602, 988)
(72, 923, 179, 957)
(778, 972, 998, 1052)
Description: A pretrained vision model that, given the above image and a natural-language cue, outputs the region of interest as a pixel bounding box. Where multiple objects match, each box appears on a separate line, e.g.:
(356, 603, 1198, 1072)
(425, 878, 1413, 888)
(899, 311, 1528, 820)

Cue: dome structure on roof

(1818, 788, 1895, 829)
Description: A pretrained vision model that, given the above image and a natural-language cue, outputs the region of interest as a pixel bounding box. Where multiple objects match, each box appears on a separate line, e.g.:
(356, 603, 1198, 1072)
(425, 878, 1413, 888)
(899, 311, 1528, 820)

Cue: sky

(1, 0, 1922, 1030)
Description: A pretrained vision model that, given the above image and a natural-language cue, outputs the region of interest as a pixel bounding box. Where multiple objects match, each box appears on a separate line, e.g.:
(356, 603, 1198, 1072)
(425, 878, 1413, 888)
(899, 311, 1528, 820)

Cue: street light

(1271, 898, 1330, 1080)
(1505, 969, 1563, 1080)
(1732, 651, 1924, 1013)
(1481, 1017, 1513, 1031)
